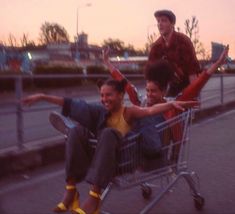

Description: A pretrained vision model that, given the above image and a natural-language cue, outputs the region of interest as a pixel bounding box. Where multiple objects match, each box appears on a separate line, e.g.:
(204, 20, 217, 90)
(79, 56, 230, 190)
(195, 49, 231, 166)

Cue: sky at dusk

(1, 0, 235, 58)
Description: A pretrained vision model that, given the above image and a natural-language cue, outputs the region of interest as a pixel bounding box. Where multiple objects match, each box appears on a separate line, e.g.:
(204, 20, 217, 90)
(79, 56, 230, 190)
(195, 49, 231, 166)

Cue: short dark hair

(144, 59, 174, 91)
(97, 78, 127, 94)
(154, 10, 176, 24)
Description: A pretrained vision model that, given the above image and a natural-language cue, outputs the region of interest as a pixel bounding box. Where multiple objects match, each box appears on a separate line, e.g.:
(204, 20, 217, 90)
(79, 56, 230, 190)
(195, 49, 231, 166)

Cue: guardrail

(1, 73, 235, 150)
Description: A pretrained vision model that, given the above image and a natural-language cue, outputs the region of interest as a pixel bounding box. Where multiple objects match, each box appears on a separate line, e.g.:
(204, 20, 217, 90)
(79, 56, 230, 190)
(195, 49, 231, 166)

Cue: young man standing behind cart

(148, 9, 201, 97)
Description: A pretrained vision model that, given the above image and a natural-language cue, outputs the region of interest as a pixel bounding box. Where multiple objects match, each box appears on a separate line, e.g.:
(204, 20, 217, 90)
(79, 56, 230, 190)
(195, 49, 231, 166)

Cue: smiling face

(156, 15, 174, 37)
(100, 84, 124, 112)
(146, 81, 166, 106)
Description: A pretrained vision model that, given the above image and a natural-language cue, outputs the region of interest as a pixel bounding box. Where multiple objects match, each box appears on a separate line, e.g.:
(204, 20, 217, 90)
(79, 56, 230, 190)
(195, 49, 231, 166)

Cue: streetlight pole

(75, 3, 92, 61)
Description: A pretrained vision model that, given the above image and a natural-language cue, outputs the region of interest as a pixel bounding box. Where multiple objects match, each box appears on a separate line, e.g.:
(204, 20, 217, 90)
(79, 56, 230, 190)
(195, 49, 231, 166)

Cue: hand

(216, 45, 229, 66)
(206, 45, 229, 75)
(171, 100, 199, 111)
(21, 93, 44, 106)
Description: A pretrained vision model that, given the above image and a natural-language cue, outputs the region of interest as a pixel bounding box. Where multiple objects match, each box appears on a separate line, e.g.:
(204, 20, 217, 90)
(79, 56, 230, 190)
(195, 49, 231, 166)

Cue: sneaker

(49, 111, 75, 136)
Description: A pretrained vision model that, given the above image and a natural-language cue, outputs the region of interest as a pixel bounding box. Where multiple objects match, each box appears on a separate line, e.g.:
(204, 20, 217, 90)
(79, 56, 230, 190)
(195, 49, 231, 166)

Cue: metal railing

(0, 73, 235, 150)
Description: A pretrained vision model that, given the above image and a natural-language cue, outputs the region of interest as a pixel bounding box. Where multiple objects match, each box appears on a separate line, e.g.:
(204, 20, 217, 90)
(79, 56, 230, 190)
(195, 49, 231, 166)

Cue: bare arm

(125, 100, 198, 122)
(22, 93, 64, 107)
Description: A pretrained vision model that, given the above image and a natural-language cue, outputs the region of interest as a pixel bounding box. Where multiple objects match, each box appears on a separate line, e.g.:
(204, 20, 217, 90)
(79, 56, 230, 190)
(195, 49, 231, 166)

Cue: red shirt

(148, 31, 201, 96)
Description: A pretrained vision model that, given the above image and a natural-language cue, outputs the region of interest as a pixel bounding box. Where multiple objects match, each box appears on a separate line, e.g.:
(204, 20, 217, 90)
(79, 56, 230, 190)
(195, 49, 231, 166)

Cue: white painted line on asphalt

(0, 169, 64, 195)
(194, 109, 235, 127)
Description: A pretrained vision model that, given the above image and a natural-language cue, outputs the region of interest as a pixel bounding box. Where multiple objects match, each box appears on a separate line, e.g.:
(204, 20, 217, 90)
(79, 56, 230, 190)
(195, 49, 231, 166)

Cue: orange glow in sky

(0, 0, 235, 58)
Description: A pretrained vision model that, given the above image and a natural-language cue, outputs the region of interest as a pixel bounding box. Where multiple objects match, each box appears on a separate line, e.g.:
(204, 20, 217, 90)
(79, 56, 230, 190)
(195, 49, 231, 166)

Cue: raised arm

(206, 45, 229, 75)
(22, 93, 64, 107)
(103, 47, 125, 81)
(179, 45, 229, 101)
(103, 48, 141, 106)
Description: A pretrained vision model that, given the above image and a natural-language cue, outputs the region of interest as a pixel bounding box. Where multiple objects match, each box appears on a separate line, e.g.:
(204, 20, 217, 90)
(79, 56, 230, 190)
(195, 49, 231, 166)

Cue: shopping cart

(100, 109, 205, 213)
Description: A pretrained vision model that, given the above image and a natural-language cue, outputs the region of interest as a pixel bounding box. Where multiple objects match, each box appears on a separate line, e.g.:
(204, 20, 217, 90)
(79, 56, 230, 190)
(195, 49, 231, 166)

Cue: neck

(162, 29, 174, 46)
(110, 104, 123, 114)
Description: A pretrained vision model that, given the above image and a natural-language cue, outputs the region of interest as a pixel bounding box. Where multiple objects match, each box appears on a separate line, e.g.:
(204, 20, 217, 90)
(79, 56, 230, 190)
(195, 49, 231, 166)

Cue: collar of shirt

(161, 30, 175, 48)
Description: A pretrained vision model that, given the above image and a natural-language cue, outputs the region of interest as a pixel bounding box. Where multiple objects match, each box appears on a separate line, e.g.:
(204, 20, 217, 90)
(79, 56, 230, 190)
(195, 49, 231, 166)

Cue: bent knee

(68, 124, 88, 138)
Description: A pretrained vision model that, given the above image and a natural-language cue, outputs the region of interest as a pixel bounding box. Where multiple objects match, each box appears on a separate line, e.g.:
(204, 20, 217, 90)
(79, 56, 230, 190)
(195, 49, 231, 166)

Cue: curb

(0, 137, 65, 178)
(1, 100, 235, 179)
(194, 100, 235, 122)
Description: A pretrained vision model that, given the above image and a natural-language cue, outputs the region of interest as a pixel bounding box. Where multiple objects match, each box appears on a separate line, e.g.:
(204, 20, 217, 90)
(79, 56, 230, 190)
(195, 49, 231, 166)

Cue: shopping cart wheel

(193, 195, 205, 210)
(141, 185, 152, 199)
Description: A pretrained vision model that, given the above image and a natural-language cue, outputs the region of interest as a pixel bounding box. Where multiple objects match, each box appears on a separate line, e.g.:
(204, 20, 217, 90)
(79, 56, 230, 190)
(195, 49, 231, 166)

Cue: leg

(72, 128, 123, 214)
(86, 128, 123, 188)
(54, 124, 94, 213)
(65, 125, 94, 181)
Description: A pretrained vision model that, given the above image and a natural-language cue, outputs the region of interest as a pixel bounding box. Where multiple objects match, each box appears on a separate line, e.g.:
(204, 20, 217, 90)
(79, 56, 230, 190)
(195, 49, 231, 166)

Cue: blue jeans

(66, 124, 125, 189)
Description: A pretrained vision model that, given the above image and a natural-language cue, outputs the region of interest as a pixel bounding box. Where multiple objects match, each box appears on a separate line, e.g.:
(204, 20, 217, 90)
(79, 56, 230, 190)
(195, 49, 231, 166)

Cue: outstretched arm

(126, 100, 198, 122)
(103, 48, 141, 106)
(179, 45, 229, 101)
(22, 93, 64, 107)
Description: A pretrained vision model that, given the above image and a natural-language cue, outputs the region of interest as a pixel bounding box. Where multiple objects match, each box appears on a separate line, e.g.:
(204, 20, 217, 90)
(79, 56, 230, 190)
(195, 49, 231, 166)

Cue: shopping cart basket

(100, 109, 205, 213)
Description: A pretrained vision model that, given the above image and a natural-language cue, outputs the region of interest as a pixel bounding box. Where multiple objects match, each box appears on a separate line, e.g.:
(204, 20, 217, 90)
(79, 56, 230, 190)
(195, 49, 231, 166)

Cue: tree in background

(39, 22, 70, 45)
(184, 16, 210, 60)
(102, 38, 125, 56)
(145, 31, 158, 54)
(8, 33, 18, 47)
(102, 38, 145, 56)
(20, 33, 35, 47)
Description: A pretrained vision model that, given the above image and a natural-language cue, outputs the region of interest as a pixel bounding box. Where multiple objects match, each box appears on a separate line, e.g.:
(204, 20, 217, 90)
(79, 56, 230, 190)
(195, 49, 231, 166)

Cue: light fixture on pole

(76, 3, 92, 38)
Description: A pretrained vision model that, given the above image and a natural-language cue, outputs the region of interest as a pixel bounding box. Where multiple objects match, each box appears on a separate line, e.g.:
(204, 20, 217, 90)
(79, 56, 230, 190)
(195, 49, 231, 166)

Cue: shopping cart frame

(100, 109, 205, 213)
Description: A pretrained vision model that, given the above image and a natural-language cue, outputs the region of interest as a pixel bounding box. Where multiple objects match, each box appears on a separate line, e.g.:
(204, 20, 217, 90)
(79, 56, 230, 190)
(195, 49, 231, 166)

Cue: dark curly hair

(144, 59, 174, 91)
(97, 78, 127, 93)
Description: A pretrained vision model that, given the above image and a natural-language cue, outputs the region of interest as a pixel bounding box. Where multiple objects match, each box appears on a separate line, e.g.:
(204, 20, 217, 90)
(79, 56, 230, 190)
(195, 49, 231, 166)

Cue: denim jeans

(65, 124, 124, 189)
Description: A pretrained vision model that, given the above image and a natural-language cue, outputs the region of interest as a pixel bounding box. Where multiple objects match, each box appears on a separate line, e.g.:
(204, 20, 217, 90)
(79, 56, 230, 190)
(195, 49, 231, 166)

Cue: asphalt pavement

(0, 109, 235, 214)
(1, 76, 235, 213)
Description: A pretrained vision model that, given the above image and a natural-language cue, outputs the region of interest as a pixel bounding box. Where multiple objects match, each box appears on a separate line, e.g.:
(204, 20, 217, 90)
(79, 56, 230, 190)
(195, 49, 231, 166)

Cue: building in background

(72, 32, 103, 66)
(0, 33, 103, 73)
(211, 42, 225, 62)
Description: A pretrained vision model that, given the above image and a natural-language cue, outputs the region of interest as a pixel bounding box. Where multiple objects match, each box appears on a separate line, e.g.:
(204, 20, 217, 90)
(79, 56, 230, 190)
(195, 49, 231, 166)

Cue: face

(146, 81, 165, 106)
(156, 16, 174, 36)
(100, 84, 124, 112)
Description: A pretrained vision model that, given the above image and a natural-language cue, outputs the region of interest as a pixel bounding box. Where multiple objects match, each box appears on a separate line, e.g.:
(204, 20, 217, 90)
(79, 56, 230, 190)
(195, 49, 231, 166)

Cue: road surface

(0, 109, 235, 214)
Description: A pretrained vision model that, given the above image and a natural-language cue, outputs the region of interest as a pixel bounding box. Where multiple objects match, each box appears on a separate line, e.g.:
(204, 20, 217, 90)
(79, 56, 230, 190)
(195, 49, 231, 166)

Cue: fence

(0, 73, 235, 150)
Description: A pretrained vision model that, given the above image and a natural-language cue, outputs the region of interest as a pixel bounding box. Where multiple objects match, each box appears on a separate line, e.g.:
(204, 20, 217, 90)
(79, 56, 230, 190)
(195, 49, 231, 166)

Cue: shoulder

(174, 31, 192, 44)
(149, 37, 164, 59)
(151, 37, 164, 48)
(125, 105, 142, 119)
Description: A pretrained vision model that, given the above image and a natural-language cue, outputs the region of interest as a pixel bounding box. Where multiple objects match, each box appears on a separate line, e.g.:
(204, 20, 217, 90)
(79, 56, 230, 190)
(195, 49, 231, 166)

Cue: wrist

(169, 101, 174, 108)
